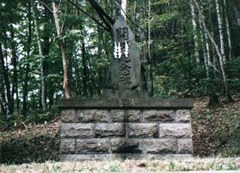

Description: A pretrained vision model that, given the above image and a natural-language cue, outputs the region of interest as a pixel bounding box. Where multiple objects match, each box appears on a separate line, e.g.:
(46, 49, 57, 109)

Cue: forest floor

(1, 96, 240, 171)
(192, 96, 240, 157)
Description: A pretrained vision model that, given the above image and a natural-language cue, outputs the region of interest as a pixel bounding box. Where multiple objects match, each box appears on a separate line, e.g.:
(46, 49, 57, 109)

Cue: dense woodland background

(1, 0, 240, 126)
(1, 0, 240, 163)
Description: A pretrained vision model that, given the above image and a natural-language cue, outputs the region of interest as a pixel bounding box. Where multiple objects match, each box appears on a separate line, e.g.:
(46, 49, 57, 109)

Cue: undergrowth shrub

(1, 134, 59, 164)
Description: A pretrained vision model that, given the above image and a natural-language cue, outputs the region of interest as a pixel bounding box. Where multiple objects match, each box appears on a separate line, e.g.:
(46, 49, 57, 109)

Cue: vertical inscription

(116, 27, 129, 41)
(110, 15, 141, 90)
(114, 27, 131, 87)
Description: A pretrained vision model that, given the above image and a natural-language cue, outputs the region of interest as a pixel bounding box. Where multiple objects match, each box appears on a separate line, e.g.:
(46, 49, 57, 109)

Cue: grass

(1, 157, 240, 172)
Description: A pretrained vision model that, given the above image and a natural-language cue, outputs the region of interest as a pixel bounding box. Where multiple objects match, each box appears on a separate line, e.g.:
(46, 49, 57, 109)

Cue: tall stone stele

(106, 15, 141, 97)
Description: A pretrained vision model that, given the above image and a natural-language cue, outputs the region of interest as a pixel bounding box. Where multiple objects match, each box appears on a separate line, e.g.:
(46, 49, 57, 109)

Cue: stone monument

(59, 14, 194, 161)
(105, 15, 143, 98)
(108, 15, 141, 90)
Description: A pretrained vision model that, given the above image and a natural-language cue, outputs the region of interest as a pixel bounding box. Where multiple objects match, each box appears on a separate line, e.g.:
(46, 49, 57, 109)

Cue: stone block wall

(59, 99, 193, 161)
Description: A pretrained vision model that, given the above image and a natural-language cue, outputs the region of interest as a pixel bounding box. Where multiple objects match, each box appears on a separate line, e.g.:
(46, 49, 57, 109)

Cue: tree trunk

(52, 1, 71, 99)
(0, 44, 13, 114)
(193, 0, 233, 102)
(198, 6, 210, 78)
(22, 1, 32, 116)
(121, 0, 127, 19)
(86, 0, 114, 30)
(42, 4, 51, 108)
(81, 41, 88, 97)
(10, 24, 18, 114)
(32, 7, 46, 111)
(233, 4, 240, 26)
(190, 0, 200, 64)
(215, 0, 226, 64)
(223, 0, 232, 60)
(0, 44, 7, 115)
(147, 0, 151, 62)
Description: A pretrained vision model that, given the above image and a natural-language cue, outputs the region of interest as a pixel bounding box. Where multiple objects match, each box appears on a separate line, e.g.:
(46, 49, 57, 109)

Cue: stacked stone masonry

(60, 103, 193, 160)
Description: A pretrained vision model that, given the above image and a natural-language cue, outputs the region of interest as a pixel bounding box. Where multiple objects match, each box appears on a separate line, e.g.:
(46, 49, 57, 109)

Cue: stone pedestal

(59, 98, 193, 161)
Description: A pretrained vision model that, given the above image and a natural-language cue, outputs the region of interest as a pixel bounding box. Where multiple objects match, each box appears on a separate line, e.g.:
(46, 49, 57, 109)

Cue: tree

(190, 0, 200, 64)
(193, 0, 233, 102)
(52, 1, 71, 99)
(32, 5, 46, 110)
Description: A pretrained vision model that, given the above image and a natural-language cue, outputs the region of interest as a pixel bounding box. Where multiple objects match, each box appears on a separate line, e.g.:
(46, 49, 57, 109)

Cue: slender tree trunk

(52, 1, 71, 99)
(42, 4, 51, 108)
(190, 0, 200, 64)
(10, 24, 21, 124)
(0, 92, 6, 115)
(97, 25, 103, 95)
(215, 0, 226, 64)
(81, 42, 88, 97)
(198, 12, 208, 77)
(223, 0, 232, 60)
(32, 7, 46, 111)
(147, 0, 151, 62)
(22, 1, 32, 116)
(149, 65, 154, 96)
(198, 7, 210, 78)
(148, 0, 154, 96)
(10, 25, 18, 114)
(0, 44, 13, 114)
(233, 4, 240, 26)
(0, 82, 6, 115)
(0, 44, 7, 115)
(121, 0, 127, 19)
(193, 0, 233, 102)
(133, 0, 137, 34)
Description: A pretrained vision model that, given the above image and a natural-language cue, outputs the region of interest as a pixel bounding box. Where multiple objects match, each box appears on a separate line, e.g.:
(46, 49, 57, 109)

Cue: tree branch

(85, 0, 114, 30)
(114, 0, 147, 37)
(67, 0, 111, 32)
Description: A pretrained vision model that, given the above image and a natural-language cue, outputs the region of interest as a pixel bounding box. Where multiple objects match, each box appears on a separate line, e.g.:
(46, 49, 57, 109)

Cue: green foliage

(108, 161, 121, 172)
(25, 106, 59, 125)
(168, 161, 176, 170)
(0, 105, 59, 131)
(1, 0, 240, 164)
(1, 134, 59, 164)
(1, 0, 240, 118)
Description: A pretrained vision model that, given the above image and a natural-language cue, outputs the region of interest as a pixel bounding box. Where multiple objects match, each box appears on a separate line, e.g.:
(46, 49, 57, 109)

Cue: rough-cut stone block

(110, 138, 141, 153)
(76, 109, 109, 122)
(143, 110, 175, 122)
(76, 139, 109, 153)
(128, 123, 157, 138)
(60, 139, 75, 154)
(176, 110, 191, 122)
(111, 110, 141, 122)
(141, 139, 177, 154)
(96, 123, 125, 137)
(159, 123, 192, 138)
(61, 123, 94, 138)
(111, 110, 125, 121)
(126, 110, 141, 122)
(61, 109, 76, 123)
(76, 109, 95, 122)
(178, 139, 193, 154)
